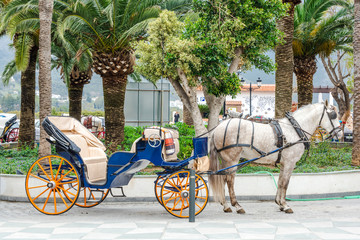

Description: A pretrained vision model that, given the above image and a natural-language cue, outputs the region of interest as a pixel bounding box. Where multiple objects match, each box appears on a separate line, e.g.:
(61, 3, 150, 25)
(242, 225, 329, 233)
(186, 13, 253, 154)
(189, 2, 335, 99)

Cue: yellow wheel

(160, 170, 208, 218)
(66, 187, 109, 208)
(25, 155, 80, 215)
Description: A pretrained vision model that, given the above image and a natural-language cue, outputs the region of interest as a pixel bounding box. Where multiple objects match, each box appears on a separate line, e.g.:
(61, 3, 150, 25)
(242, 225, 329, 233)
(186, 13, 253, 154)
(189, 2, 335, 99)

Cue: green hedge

(1, 126, 359, 175)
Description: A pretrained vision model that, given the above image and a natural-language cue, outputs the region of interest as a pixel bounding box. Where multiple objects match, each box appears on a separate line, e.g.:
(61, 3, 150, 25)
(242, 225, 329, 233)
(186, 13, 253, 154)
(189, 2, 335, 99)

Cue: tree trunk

(183, 105, 193, 126)
(18, 46, 38, 149)
(38, 0, 53, 157)
(168, 76, 207, 136)
(204, 90, 224, 130)
(294, 56, 317, 107)
(68, 83, 84, 121)
(102, 75, 127, 152)
(275, 1, 296, 119)
(352, 0, 360, 166)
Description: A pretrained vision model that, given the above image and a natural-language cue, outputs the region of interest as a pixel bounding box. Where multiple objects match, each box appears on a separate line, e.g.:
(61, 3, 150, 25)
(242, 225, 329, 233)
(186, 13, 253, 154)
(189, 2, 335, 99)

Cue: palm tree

(352, 0, 360, 166)
(52, 39, 93, 121)
(58, 0, 184, 151)
(0, 0, 39, 148)
(38, 0, 54, 156)
(275, 0, 301, 119)
(293, 0, 352, 107)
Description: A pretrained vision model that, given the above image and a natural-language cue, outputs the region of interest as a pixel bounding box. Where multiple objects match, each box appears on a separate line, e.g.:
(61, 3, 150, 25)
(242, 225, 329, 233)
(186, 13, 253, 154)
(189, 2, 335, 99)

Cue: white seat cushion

(67, 134, 107, 183)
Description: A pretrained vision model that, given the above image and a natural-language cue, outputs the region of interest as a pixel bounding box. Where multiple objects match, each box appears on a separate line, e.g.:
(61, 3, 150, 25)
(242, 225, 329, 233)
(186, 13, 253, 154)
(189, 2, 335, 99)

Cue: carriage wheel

(25, 155, 80, 215)
(6, 128, 19, 142)
(64, 187, 109, 208)
(160, 170, 208, 218)
(97, 131, 105, 140)
(154, 175, 166, 205)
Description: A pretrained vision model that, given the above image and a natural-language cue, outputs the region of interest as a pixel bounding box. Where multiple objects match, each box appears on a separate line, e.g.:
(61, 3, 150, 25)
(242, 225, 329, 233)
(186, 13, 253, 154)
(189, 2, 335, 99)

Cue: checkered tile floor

(1, 218, 360, 239)
(2, 200, 360, 239)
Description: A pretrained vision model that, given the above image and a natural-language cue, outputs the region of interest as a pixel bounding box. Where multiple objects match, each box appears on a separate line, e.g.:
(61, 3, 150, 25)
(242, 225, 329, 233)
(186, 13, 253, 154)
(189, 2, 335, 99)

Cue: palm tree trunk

(68, 83, 84, 121)
(352, 0, 360, 166)
(294, 56, 317, 107)
(102, 75, 127, 152)
(275, 1, 297, 119)
(38, 0, 54, 157)
(183, 105, 193, 126)
(18, 46, 38, 149)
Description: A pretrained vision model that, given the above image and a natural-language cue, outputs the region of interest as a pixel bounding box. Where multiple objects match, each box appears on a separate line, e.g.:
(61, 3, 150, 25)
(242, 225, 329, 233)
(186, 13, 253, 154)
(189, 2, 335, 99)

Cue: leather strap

(285, 112, 310, 150)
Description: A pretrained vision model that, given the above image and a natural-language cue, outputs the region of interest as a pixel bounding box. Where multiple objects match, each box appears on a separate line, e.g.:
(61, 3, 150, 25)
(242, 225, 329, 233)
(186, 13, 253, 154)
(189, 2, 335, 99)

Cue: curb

(1, 170, 360, 202)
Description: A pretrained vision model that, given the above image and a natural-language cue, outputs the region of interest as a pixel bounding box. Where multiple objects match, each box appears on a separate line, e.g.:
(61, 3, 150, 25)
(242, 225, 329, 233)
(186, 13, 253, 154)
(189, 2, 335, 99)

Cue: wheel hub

(47, 181, 56, 189)
(181, 190, 189, 199)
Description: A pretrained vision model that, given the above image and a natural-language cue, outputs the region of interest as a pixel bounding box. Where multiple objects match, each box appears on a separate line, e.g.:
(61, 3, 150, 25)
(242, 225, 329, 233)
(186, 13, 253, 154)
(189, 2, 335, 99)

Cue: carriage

(25, 116, 209, 218)
(81, 116, 106, 139)
(0, 113, 19, 143)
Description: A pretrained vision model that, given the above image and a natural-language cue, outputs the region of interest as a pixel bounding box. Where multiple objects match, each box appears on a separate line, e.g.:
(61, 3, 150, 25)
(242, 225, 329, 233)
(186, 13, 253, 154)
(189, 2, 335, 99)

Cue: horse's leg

(275, 161, 296, 213)
(226, 173, 245, 214)
(220, 175, 232, 213)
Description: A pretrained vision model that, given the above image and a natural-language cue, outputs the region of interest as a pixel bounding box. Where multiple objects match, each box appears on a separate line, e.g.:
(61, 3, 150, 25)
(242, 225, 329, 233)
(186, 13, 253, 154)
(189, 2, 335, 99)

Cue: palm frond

(1, 60, 18, 86)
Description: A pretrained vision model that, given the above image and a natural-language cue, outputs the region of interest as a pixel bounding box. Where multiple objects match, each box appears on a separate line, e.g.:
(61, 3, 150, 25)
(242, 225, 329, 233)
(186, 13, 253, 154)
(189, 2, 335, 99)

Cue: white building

(197, 84, 276, 118)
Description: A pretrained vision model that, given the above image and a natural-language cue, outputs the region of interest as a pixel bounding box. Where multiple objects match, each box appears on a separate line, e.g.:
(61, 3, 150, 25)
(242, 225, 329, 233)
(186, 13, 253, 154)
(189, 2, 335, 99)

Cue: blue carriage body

(43, 116, 208, 190)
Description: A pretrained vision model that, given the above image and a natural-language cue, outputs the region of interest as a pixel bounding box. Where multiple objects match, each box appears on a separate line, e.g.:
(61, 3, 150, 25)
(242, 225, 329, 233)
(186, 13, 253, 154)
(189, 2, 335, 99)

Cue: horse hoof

(224, 208, 232, 213)
(285, 208, 293, 214)
(237, 208, 246, 214)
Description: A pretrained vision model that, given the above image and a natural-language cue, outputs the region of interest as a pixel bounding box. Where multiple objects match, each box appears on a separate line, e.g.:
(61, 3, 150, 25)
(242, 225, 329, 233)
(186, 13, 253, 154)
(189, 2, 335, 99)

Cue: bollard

(189, 169, 195, 222)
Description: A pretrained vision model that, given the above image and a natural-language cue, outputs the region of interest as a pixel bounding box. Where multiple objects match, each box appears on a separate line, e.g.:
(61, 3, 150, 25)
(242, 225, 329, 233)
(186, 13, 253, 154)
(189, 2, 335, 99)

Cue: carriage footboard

(110, 160, 150, 188)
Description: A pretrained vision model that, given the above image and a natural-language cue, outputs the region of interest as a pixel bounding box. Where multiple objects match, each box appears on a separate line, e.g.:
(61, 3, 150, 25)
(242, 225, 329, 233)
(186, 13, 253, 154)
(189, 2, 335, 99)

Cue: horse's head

(319, 100, 342, 140)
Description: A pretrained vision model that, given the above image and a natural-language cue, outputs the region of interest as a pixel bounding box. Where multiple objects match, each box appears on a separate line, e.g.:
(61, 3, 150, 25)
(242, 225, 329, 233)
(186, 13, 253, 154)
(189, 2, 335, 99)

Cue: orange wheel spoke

(195, 186, 206, 192)
(58, 168, 75, 182)
(61, 180, 78, 185)
(58, 186, 76, 197)
(196, 196, 207, 200)
(55, 159, 63, 180)
(55, 188, 69, 208)
(167, 180, 181, 193)
(32, 188, 50, 201)
(29, 174, 49, 183)
(42, 190, 52, 211)
(164, 195, 180, 203)
(48, 157, 54, 180)
(28, 185, 47, 190)
(53, 190, 57, 213)
(195, 202, 202, 209)
(84, 188, 87, 205)
(170, 198, 181, 211)
(179, 198, 184, 215)
(36, 162, 51, 181)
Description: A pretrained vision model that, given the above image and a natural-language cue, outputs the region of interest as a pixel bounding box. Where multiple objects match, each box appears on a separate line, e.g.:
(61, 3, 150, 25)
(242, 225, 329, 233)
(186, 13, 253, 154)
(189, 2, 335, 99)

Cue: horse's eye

(329, 111, 337, 120)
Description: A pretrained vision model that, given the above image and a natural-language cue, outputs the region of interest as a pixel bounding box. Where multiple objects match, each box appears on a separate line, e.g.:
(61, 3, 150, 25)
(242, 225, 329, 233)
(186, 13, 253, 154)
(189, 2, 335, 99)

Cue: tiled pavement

(1, 200, 360, 239)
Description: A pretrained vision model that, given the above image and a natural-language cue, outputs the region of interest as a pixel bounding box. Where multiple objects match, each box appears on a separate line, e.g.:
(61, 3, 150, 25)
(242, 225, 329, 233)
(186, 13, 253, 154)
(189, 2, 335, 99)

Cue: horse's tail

(209, 133, 225, 203)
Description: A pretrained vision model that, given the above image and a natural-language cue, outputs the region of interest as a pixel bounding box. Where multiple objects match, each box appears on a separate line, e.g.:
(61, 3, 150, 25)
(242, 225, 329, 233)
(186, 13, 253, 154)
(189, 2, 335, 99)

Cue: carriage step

(110, 187, 126, 197)
(87, 189, 106, 202)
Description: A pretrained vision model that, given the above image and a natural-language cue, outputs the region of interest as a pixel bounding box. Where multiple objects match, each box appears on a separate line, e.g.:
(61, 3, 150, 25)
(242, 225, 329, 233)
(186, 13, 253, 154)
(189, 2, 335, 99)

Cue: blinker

(328, 111, 337, 120)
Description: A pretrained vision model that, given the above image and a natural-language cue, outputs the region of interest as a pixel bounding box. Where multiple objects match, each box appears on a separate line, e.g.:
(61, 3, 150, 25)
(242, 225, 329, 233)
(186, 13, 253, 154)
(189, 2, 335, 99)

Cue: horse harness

(214, 111, 315, 166)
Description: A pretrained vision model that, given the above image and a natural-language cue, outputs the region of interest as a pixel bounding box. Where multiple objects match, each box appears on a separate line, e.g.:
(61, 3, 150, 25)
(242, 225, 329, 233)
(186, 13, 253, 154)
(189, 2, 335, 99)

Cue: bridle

(318, 105, 342, 140)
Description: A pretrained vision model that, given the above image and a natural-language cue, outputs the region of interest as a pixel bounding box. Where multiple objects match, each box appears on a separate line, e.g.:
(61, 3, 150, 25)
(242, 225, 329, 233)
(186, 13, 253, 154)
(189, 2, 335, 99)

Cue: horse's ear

(324, 99, 329, 107)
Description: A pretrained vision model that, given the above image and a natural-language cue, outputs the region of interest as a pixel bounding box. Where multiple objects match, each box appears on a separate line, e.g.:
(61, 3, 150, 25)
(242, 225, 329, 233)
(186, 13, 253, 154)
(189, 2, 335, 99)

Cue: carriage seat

(48, 116, 107, 184)
(66, 134, 107, 183)
(142, 127, 180, 162)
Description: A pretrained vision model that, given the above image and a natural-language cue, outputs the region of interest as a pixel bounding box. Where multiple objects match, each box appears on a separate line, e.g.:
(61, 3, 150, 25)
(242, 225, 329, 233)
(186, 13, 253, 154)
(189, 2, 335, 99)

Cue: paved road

(1, 199, 360, 239)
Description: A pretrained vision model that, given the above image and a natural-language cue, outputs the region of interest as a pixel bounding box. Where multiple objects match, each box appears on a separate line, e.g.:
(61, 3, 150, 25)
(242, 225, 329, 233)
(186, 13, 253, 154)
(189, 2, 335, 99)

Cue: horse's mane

(289, 103, 322, 116)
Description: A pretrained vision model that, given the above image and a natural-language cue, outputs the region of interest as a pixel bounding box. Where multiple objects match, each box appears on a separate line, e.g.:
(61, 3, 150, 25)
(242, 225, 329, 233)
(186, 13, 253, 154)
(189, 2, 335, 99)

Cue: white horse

(209, 102, 342, 214)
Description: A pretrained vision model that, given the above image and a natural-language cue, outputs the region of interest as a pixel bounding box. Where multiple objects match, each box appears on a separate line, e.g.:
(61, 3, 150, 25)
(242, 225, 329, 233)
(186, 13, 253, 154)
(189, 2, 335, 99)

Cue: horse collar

(285, 112, 310, 150)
